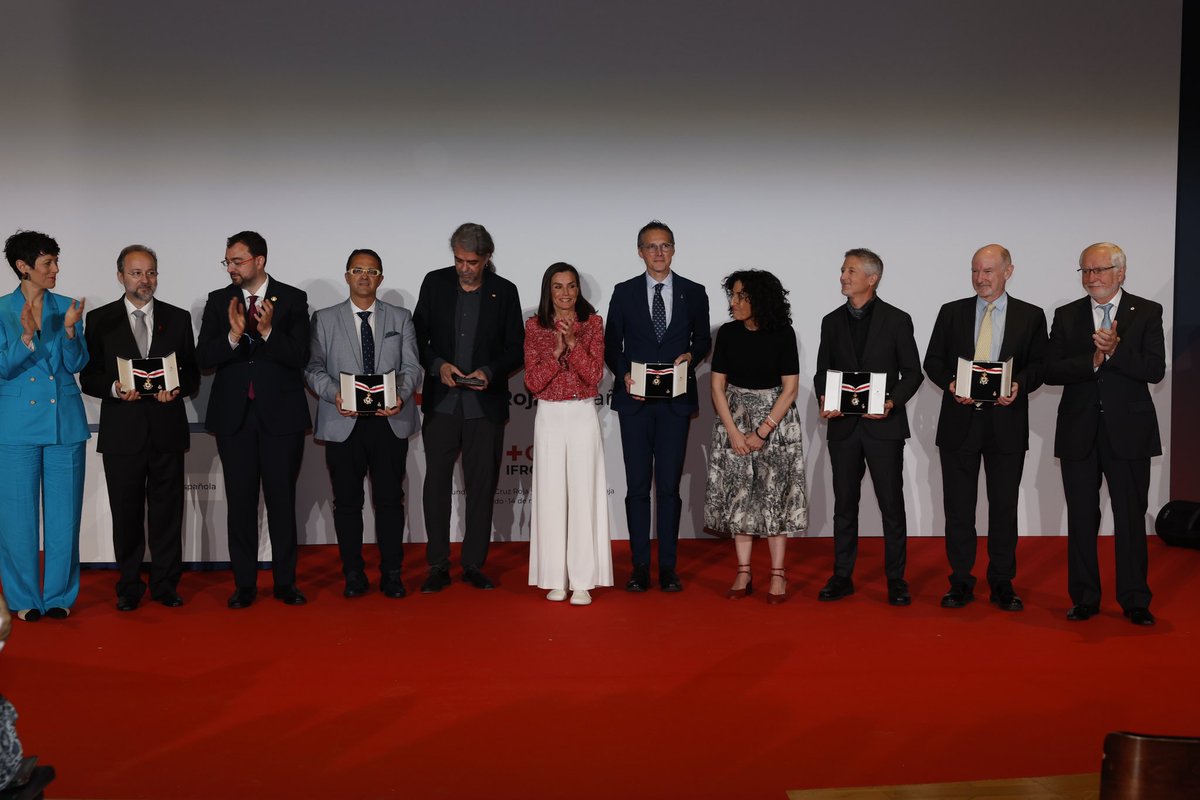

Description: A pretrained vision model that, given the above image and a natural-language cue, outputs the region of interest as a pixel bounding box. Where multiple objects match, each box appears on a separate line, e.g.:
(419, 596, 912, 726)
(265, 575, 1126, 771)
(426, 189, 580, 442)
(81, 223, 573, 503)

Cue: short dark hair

(844, 247, 883, 278)
(226, 230, 268, 260)
(722, 269, 792, 332)
(5, 230, 60, 280)
(450, 223, 496, 273)
(637, 220, 674, 248)
(535, 262, 596, 329)
(346, 248, 383, 272)
(117, 244, 158, 272)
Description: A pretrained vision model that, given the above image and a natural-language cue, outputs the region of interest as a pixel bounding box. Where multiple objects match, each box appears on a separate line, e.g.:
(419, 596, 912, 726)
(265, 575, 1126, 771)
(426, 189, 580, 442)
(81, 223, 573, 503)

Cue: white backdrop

(0, 1, 1179, 563)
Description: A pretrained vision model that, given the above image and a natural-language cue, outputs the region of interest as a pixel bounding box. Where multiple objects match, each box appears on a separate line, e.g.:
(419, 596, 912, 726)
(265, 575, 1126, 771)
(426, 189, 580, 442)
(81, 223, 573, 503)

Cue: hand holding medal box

(954, 357, 1013, 402)
(629, 361, 687, 398)
(823, 369, 886, 415)
(340, 372, 398, 413)
(117, 352, 180, 396)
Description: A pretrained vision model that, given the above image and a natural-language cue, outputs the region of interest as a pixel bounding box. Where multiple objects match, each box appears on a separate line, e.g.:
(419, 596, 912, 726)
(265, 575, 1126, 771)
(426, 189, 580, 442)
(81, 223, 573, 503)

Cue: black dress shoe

(155, 591, 184, 608)
(625, 567, 651, 593)
(659, 569, 683, 592)
(1124, 607, 1155, 626)
(45, 606, 71, 619)
(227, 587, 257, 609)
(420, 568, 451, 594)
(462, 569, 495, 590)
(380, 571, 407, 599)
(15, 609, 40, 623)
(941, 586, 975, 609)
(989, 586, 1024, 611)
(343, 572, 370, 598)
(273, 586, 307, 605)
(116, 595, 140, 612)
(818, 576, 854, 602)
(887, 579, 911, 606)
(1066, 603, 1099, 621)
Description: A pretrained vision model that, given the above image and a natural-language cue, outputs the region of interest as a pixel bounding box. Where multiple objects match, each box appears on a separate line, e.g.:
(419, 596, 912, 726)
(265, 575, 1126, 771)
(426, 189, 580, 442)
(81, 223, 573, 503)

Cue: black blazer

(813, 297, 923, 441)
(411, 266, 524, 424)
(923, 294, 1048, 453)
(604, 272, 711, 417)
(1043, 292, 1164, 461)
(195, 278, 312, 436)
(80, 298, 200, 454)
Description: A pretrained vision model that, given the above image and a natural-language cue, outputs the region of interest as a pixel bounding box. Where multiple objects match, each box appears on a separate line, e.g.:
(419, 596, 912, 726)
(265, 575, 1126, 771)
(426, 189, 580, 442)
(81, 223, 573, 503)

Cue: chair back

(1100, 731, 1200, 799)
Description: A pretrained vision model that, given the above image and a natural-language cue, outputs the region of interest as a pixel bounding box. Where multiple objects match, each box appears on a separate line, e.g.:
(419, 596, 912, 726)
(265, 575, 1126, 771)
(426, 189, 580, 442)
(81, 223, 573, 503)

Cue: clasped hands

(1092, 320, 1119, 367)
(227, 295, 273, 341)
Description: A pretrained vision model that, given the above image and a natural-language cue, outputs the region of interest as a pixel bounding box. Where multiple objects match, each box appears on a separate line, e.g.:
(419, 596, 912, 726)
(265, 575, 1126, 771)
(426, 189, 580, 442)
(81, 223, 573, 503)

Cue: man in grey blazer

(305, 249, 422, 598)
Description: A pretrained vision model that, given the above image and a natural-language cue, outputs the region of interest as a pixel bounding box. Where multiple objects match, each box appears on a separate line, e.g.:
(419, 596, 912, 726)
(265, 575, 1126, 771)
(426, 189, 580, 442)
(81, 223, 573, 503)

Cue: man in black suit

(412, 223, 524, 593)
(814, 248, 922, 606)
(80, 244, 200, 611)
(604, 220, 711, 592)
(923, 244, 1047, 612)
(196, 231, 311, 609)
(1044, 242, 1164, 626)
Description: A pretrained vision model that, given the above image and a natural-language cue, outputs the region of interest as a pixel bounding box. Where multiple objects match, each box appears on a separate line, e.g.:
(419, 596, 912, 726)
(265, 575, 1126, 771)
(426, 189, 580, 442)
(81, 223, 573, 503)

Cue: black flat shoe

(116, 595, 140, 612)
(227, 587, 257, 609)
(462, 569, 495, 590)
(15, 609, 41, 623)
(380, 571, 407, 599)
(659, 569, 683, 592)
(273, 586, 307, 605)
(1124, 607, 1155, 626)
(420, 568, 451, 593)
(941, 586, 974, 609)
(155, 591, 185, 608)
(625, 567, 650, 593)
(989, 587, 1024, 612)
(343, 572, 370, 598)
(818, 576, 854, 602)
(887, 579, 911, 606)
(1066, 603, 1099, 621)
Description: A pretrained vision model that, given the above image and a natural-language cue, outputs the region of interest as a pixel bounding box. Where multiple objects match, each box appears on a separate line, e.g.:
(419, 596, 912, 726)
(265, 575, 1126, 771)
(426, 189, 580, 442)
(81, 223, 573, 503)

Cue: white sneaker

(546, 589, 567, 602)
(569, 590, 592, 606)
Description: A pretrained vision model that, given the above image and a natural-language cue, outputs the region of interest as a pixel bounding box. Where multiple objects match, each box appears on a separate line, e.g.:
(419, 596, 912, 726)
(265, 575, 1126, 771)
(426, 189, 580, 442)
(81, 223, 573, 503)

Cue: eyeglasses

(348, 268, 382, 277)
(1077, 266, 1117, 276)
(220, 257, 256, 268)
(639, 243, 675, 254)
(125, 270, 158, 281)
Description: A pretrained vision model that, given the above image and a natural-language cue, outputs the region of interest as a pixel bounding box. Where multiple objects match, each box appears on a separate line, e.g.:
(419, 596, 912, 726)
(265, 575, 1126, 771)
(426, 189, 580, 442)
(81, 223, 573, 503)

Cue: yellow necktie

(974, 303, 995, 360)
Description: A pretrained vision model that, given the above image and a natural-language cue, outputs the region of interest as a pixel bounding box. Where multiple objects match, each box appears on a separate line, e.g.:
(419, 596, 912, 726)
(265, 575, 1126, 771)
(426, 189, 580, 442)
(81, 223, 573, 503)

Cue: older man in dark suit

(196, 230, 311, 609)
(412, 223, 524, 593)
(923, 244, 1047, 612)
(1044, 242, 1164, 626)
(814, 248, 922, 606)
(604, 220, 711, 593)
(80, 244, 200, 611)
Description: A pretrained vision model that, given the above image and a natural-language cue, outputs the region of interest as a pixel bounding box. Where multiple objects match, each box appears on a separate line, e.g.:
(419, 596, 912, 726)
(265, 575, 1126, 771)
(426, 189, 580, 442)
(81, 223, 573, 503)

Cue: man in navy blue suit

(605, 221, 711, 592)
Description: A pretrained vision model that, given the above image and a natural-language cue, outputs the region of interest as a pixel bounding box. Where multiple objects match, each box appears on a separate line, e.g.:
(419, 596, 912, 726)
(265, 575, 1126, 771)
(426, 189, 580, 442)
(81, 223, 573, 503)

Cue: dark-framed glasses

(1077, 266, 1117, 276)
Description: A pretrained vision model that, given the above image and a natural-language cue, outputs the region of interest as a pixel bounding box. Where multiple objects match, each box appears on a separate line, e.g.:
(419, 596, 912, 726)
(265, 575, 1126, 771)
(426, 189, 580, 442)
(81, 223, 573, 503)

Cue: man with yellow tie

(923, 245, 1048, 611)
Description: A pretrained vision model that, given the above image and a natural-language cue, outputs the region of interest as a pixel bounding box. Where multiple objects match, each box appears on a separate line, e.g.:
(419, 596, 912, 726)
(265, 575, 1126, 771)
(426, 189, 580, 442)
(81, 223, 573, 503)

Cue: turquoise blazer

(0, 285, 90, 445)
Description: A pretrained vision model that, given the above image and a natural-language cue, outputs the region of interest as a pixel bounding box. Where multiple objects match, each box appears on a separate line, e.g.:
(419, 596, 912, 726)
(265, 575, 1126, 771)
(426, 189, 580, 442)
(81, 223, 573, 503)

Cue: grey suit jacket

(305, 299, 422, 443)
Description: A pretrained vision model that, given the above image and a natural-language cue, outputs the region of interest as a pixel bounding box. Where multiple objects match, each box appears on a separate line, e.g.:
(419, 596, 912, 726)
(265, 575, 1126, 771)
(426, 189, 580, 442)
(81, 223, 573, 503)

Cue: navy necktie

(652, 283, 667, 342)
(359, 311, 375, 373)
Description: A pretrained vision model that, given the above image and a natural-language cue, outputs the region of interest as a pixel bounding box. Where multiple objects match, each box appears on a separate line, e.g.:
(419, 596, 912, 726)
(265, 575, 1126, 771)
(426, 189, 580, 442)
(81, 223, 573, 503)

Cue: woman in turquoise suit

(0, 231, 89, 622)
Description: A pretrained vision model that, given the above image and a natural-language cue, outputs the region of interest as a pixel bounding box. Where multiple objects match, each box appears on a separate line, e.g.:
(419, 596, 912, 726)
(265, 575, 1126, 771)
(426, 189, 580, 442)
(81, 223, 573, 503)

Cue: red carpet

(3, 536, 1197, 799)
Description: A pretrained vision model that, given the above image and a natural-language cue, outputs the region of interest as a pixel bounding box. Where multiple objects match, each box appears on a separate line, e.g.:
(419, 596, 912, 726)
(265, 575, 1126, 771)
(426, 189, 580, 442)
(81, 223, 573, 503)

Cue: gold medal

(652, 376, 661, 386)
(143, 378, 154, 391)
(851, 393, 860, 407)
(979, 374, 989, 385)
(363, 393, 373, 405)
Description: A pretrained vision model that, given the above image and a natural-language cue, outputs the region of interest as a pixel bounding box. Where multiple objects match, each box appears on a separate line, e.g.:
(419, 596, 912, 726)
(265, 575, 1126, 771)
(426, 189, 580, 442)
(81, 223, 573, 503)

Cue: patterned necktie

(974, 302, 995, 360)
(358, 311, 375, 373)
(1100, 303, 1113, 330)
(652, 283, 667, 342)
(132, 309, 149, 358)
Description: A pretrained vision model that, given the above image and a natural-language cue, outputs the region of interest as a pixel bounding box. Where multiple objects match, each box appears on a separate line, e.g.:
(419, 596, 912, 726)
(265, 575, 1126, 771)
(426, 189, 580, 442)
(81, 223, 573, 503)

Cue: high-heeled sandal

(726, 564, 753, 599)
(767, 568, 788, 605)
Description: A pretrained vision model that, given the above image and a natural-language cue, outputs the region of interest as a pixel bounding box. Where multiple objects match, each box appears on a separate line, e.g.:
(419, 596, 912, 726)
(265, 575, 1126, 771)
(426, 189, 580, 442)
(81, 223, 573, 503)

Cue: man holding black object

(305, 249, 421, 599)
(197, 231, 311, 609)
(1044, 243, 1164, 625)
(814, 248, 921, 605)
(80, 244, 200, 611)
(412, 223, 524, 592)
(923, 244, 1047, 611)
(604, 220, 711, 592)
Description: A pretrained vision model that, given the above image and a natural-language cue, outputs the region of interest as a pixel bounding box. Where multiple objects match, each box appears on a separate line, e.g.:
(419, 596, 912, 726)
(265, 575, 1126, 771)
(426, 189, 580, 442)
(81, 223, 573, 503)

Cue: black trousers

(939, 408, 1025, 592)
(103, 447, 184, 600)
(828, 425, 907, 581)
(1061, 422, 1152, 610)
(325, 416, 409, 578)
(421, 410, 504, 572)
(215, 403, 305, 590)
